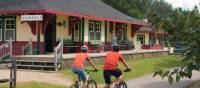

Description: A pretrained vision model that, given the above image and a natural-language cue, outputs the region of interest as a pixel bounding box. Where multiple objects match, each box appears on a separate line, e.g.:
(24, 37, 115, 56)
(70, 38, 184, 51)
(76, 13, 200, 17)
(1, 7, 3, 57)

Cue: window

(89, 21, 101, 42)
(150, 36, 156, 45)
(74, 21, 80, 42)
(137, 35, 145, 45)
(116, 23, 127, 41)
(157, 36, 164, 45)
(0, 16, 16, 41)
(0, 19, 2, 40)
(4, 19, 15, 41)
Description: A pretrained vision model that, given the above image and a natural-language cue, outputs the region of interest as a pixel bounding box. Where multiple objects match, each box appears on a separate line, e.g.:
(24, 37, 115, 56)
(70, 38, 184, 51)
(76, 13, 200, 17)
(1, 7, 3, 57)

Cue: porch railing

(22, 39, 32, 55)
(54, 38, 63, 71)
(0, 40, 12, 59)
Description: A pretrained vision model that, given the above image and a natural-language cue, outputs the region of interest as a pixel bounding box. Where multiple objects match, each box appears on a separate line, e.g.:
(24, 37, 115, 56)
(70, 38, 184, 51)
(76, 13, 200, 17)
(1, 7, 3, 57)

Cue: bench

(90, 40, 103, 53)
(62, 39, 79, 53)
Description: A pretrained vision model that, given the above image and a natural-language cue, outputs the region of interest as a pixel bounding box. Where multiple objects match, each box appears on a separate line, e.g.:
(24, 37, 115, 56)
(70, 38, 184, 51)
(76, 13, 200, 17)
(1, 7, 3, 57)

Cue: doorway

(44, 16, 56, 53)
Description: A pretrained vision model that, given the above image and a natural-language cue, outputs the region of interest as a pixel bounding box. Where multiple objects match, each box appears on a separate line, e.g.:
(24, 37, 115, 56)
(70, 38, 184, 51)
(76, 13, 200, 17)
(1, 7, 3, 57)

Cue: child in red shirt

(103, 45, 131, 88)
(72, 45, 98, 88)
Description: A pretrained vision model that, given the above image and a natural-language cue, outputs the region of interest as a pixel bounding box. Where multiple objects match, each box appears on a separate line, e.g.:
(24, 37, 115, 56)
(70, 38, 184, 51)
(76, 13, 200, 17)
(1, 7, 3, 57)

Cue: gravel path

(127, 71, 200, 88)
(0, 69, 72, 86)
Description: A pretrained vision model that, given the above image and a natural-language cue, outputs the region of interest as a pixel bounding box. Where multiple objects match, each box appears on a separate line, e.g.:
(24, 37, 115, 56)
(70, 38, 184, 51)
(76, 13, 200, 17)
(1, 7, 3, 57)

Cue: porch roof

(0, 0, 144, 25)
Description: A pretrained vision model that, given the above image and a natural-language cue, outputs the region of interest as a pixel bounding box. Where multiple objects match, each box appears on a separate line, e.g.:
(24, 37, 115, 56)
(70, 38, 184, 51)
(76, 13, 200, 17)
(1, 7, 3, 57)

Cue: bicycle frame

(71, 69, 97, 88)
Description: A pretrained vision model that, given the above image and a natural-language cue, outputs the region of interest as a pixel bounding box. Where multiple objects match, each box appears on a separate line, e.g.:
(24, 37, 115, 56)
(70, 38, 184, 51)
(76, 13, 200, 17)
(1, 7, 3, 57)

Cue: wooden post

(54, 47, 58, 71)
(36, 21, 40, 54)
(10, 39, 12, 57)
(30, 39, 32, 55)
(61, 38, 63, 57)
(22, 46, 24, 55)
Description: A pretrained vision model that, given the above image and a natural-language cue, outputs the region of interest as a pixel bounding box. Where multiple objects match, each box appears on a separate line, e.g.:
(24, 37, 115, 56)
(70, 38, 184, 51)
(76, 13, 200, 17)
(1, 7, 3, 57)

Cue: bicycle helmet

(81, 45, 88, 52)
(112, 44, 119, 52)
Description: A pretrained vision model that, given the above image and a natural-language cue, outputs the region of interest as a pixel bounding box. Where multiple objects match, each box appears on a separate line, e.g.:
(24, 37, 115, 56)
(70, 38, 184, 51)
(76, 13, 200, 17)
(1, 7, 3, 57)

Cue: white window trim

(4, 18, 15, 41)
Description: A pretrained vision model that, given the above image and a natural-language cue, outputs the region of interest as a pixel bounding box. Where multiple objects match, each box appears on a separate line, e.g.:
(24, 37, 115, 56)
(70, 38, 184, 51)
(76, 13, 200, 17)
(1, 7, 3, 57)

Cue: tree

(154, 6, 200, 84)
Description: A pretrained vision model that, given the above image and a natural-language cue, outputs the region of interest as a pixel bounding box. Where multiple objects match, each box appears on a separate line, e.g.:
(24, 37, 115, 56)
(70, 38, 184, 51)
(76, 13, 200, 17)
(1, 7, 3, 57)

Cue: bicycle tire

(87, 80, 97, 88)
(69, 82, 79, 88)
(118, 81, 127, 88)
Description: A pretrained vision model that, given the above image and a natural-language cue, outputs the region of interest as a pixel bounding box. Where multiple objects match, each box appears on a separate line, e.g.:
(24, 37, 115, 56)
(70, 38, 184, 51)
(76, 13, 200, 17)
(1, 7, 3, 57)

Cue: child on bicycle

(103, 45, 131, 88)
(72, 45, 98, 88)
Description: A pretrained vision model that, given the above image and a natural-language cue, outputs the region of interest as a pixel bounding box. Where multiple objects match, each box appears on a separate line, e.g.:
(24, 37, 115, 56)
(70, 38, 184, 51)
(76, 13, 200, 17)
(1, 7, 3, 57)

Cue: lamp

(57, 20, 66, 28)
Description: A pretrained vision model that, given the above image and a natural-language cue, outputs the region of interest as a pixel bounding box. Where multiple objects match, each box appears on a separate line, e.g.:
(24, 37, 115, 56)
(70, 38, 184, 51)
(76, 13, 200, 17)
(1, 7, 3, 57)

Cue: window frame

(0, 16, 16, 42)
(88, 20, 101, 42)
(4, 18, 16, 41)
(73, 21, 81, 42)
(115, 23, 127, 41)
(137, 35, 145, 45)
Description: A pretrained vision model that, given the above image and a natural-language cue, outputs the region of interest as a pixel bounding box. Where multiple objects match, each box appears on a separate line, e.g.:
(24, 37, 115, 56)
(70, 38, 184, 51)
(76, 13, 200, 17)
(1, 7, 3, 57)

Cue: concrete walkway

(127, 71, 200, 88)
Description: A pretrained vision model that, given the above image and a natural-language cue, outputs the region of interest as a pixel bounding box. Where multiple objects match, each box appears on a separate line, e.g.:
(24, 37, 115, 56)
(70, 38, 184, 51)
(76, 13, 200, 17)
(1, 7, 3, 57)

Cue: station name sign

(21, 15, 43, 21)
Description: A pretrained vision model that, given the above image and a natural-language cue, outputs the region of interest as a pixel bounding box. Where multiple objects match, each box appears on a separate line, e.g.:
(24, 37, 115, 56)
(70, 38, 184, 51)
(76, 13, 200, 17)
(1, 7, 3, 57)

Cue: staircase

(15, 39, 63, 71)
(15, 56, 56, 71)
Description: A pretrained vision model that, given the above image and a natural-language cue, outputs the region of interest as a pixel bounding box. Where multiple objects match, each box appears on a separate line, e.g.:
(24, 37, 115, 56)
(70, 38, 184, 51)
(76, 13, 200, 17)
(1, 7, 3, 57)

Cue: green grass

(61, 55, 183, 84)
(0, 81, 66, 88)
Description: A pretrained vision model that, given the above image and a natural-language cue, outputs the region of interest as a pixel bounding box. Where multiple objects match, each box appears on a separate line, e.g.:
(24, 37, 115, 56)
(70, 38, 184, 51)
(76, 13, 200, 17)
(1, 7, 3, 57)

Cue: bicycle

(106, 68, 131, 88)
(70, 69, 98, 88)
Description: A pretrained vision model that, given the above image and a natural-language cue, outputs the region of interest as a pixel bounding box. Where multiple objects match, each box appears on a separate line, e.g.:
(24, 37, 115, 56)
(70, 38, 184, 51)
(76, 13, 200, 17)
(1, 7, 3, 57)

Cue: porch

(14, 49, 169, 70)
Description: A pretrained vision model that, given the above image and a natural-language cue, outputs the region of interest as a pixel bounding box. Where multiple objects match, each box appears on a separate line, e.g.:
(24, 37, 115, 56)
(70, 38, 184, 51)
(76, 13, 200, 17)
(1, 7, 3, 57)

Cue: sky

(164, 0, 200, 10)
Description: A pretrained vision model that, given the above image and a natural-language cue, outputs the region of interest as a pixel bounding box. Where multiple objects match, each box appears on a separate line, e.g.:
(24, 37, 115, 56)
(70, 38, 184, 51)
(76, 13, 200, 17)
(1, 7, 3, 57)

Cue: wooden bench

(63, 39, 79, 53)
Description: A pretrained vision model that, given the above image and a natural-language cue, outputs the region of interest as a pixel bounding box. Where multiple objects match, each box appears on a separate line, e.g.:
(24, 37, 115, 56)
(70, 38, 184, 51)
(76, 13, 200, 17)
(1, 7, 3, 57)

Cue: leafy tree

(154, 6, 200, 84)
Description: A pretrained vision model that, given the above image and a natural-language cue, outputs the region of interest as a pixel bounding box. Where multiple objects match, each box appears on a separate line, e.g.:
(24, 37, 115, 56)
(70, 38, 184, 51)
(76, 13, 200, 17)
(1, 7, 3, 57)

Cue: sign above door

(21, 15, 43, 21)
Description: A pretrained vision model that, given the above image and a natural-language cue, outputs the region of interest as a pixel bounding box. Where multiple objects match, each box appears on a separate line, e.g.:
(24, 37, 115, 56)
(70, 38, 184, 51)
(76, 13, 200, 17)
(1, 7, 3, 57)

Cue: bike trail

(127, 71, 200, 88)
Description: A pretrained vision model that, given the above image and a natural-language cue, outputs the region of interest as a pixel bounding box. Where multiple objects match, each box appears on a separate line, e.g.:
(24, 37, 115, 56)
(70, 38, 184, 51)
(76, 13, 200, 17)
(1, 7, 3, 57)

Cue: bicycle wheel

(69, 82, 79, 88)
(87, 80, 97, 88)
(118, 81, 127, 88)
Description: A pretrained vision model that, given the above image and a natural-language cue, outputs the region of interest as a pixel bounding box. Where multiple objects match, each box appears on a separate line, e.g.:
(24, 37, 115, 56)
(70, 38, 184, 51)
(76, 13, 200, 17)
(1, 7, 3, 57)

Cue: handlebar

(124, 68, 131, 72)
(85, 69, 98, 73)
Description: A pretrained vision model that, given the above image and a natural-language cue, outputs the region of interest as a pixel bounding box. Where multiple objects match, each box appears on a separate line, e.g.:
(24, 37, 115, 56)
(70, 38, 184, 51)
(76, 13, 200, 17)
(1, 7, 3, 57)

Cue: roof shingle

(0, 0, 143, 25)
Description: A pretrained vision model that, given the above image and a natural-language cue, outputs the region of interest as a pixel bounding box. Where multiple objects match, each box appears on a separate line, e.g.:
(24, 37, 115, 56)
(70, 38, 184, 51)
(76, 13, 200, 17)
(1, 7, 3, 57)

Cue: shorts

(103, 68, 122, 84)
(72, 67, 86, 81)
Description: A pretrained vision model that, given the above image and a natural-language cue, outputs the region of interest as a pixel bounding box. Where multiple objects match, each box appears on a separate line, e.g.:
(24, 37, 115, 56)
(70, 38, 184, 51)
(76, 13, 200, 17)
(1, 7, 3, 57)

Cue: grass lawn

(0, 81, 66, 88)
(61, 55, 183, 84)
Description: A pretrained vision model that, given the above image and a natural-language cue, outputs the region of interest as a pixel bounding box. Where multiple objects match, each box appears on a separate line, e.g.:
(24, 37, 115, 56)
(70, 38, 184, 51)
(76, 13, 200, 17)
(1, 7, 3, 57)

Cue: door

(44, 17, 56, 53)
(73, 21, 81, 42)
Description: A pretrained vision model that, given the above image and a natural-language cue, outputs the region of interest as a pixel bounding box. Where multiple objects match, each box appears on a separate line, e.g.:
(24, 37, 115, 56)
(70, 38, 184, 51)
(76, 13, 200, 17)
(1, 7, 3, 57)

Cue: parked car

(173, 42, 187, 54)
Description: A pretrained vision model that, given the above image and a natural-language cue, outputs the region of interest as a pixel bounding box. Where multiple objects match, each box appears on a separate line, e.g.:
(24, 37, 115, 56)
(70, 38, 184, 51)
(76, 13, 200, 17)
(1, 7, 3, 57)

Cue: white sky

(164, 0, 200, 10)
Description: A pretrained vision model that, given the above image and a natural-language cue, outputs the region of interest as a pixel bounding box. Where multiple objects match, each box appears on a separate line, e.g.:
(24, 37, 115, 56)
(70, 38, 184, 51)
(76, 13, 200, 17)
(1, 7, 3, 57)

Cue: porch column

(36, 21, 40, 54)
(81, 18, 85, 45)
(156, 34, 159, 45)
(82, 18, 89, 45)
(104, 21, 107, 44)
(101, 21, 105, 43)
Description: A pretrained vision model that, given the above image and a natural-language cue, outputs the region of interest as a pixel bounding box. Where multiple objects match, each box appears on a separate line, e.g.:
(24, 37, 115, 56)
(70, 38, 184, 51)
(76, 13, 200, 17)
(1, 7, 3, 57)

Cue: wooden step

(14, 55, 56, 71)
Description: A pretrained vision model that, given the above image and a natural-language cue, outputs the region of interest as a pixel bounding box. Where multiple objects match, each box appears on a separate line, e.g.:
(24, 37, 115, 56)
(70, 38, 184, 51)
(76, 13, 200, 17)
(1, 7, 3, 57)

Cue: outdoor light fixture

(57, 20, 66, 28)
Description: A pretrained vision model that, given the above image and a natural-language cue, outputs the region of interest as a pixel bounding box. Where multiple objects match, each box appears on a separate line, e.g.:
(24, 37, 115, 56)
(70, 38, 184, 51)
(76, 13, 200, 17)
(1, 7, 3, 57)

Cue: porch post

(104, 21, 107, 45)
(81, 18, 85, 45)
(36, 21, 40, 54)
